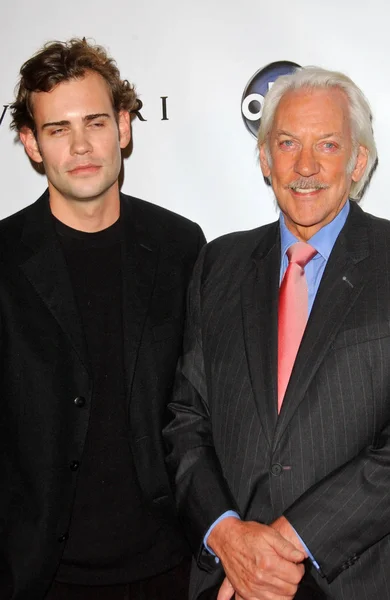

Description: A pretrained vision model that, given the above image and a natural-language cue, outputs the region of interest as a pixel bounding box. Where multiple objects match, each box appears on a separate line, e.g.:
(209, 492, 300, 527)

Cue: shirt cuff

(203, 510, 240, 561)
(291, 526, 321, 571)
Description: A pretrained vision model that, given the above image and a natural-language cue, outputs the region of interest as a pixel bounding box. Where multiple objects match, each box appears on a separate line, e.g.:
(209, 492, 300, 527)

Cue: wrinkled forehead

(272, 87, 351, 138)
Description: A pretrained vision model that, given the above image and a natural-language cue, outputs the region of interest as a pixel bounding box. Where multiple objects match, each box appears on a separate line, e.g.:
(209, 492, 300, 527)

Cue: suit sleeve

(196, 224, 207, 254)
(284, 421, 390, 582)
(164, 244, 240, 571)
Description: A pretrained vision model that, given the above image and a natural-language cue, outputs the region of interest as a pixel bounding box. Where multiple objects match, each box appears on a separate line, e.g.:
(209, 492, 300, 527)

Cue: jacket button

(74, 396, 86, 407)
(270, 463, 283, 476)
(70, 460, 80, 471)
(58, 533, 69, 543)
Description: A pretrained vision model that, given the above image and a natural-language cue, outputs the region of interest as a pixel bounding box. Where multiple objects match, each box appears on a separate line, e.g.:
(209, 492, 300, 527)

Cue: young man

(1, 38, 205, 600)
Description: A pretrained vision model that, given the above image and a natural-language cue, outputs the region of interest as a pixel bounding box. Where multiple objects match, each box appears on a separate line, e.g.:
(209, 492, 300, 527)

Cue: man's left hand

(217, 575, 302, 600)
(216, 518, 307, 600)
(270, 517, 308, 558)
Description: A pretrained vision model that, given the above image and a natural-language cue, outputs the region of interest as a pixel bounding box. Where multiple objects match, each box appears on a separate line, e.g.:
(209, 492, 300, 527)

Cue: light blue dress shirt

(204, 201, 351, 567)
(279, 200, 350, 316)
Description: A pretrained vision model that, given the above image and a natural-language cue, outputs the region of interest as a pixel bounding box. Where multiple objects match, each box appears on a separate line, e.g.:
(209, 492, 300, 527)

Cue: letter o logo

(241, 61, 301, 138)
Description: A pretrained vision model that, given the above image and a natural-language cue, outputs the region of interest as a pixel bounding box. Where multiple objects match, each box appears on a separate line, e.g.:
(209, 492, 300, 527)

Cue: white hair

(257, 66, 378, 200)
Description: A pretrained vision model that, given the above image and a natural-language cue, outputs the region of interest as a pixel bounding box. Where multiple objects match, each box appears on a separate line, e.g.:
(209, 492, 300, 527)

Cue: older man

(165, 67, 390, 600)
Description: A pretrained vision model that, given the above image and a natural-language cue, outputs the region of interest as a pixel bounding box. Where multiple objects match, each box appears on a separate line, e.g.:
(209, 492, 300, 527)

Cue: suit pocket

(332, 320, 390, 350)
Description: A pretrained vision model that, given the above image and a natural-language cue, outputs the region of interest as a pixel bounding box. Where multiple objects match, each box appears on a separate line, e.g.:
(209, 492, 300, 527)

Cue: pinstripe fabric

(164, 202, 390, 600)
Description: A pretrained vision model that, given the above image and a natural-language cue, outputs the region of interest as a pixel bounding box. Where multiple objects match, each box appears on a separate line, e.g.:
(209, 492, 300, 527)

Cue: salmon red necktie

(277, 242, 317, 413)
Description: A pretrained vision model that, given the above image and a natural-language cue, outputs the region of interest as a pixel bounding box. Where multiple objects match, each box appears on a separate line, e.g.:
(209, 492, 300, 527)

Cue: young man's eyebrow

(41, 113, 111, 130)
(84, 113, 111, 122)
(41, 120, 70, 130)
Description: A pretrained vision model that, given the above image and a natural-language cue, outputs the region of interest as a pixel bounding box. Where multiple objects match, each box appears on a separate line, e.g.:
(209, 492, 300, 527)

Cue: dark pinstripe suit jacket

(165, 201, 390, 600)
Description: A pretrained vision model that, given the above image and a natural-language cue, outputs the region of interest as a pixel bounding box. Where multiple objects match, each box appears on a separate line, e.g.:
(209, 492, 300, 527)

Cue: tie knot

(287, 242, 317, 268)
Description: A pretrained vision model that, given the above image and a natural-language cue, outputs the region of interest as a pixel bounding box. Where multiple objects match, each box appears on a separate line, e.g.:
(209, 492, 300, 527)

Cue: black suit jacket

(165, 202, 390, 600)
(0, 191, 205, 600)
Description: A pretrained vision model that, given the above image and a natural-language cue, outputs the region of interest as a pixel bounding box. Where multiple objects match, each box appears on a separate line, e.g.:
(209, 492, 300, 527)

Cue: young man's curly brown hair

(10, 38, 139, 133)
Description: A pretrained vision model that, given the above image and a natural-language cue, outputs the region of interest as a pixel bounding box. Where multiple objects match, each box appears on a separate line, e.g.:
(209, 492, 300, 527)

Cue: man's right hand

(207, 517, 305, 600)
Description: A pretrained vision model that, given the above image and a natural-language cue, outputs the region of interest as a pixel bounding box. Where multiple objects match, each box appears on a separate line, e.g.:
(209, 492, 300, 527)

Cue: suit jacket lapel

(19, 192, 159, 398)
(274, 203, 372, 448)
(241, 222, 280, 446)
(120, 195, 159, 401)
(20, 192, 89, 371)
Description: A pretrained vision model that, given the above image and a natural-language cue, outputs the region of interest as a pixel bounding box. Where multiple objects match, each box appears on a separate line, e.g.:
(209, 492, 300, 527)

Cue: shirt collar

(279, 200, 350, 261)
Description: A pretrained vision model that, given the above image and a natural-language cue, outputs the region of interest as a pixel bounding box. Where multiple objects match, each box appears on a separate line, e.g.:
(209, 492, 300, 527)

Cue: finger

(261, 595, 295, 600)
(217, 577, 235, 600)
(243, 591, 294, 600)
(263, 561, 305, 598)
(253, 595, 294, 600)
(227, 566, 301, 598)
(260, 559, 305, 590)
(269, 532, 306, 563)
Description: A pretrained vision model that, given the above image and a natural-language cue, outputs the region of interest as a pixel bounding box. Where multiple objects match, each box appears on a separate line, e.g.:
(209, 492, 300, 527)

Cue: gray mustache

(287, 179, 330, 191)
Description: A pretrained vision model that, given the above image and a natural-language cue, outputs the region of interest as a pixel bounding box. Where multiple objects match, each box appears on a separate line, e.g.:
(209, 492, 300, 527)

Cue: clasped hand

(207, 517, 306, 600)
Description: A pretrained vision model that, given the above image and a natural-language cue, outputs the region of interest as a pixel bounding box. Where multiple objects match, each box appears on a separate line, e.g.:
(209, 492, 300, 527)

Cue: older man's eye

(279, 140, 295, 148)
(321, 141, 338, 150)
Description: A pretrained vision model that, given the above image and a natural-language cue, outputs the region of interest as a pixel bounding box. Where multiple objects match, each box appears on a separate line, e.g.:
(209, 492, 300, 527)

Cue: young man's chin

(58, 183, 116, 204)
